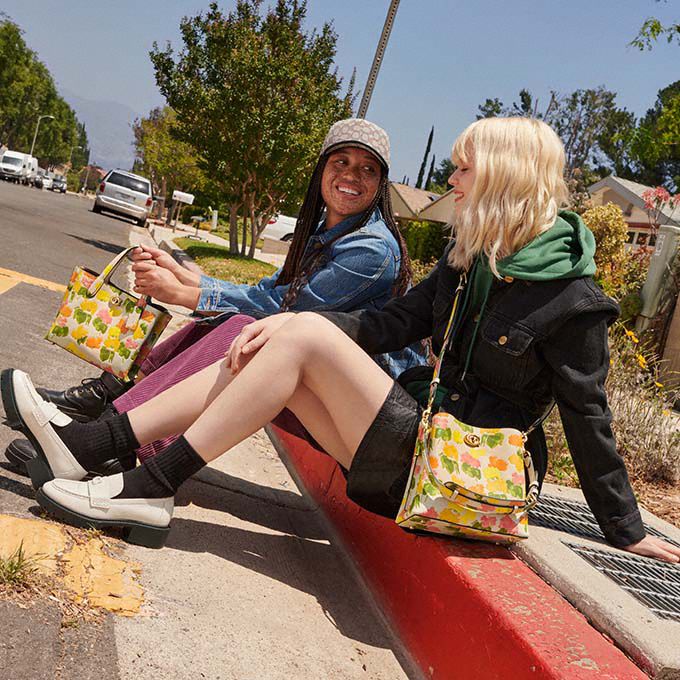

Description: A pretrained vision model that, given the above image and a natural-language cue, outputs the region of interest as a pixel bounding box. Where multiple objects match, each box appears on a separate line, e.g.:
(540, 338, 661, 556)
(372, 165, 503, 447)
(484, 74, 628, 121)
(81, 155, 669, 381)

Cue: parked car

(51, 174, 67, 193)
(93, 169, 153, 227)
(261, 214, 297, 241)
(40, 172, 54, 190)
(0, 150, 29, 183)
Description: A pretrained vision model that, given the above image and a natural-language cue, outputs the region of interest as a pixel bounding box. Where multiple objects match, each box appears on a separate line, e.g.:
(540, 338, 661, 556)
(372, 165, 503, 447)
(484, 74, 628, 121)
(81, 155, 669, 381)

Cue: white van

(0, 150, 29, 183)
(23, 156, 38, 185)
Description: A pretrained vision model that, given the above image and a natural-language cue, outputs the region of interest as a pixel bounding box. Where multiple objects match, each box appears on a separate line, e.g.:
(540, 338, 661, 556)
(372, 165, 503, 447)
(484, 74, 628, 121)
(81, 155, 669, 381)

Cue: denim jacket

(320, 244, 644, 549)
(196, 209, 426, 377)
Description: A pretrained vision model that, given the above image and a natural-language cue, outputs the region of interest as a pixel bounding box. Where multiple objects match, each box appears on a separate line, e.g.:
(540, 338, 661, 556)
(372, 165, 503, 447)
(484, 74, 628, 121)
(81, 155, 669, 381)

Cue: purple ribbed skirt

(114, 315, 255, 461)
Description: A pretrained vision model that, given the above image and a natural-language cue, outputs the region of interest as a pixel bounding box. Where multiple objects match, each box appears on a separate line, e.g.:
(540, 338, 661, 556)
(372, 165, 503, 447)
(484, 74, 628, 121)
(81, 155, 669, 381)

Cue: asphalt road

(0, 181, 136, 679)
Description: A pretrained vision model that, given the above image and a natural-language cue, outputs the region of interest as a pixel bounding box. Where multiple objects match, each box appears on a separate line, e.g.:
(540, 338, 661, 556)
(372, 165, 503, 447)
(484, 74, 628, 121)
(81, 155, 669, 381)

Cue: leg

(127, 313, 393, 468)
(114, 314, 255, 461)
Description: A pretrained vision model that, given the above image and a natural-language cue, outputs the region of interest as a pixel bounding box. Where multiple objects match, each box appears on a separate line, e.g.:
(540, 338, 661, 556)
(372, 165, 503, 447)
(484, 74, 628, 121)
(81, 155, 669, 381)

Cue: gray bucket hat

(320, 118, 390, 170)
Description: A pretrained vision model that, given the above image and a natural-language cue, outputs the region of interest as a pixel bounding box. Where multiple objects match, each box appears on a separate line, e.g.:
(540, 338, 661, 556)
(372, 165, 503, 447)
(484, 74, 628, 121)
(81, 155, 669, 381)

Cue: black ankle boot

(4, 438, 136, 478)
(36, 372, 131, 422)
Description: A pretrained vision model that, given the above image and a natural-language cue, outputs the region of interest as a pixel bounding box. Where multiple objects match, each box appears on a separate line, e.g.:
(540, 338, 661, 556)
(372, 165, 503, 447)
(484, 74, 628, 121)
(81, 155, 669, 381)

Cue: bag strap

(86, 246, 150, 329)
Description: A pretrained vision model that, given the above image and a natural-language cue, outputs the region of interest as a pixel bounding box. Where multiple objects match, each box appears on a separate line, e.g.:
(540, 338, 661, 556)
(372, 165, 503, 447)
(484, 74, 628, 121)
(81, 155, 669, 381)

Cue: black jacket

(320, 247, 645, 548)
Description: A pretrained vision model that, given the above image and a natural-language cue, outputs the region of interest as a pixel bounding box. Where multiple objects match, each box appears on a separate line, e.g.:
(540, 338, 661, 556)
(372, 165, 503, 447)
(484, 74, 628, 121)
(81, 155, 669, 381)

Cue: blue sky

(2, 0, 678, 183)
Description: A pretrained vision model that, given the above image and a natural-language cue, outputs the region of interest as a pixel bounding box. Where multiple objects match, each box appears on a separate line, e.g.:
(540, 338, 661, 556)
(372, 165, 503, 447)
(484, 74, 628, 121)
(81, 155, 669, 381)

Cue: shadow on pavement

(165, 515, 404, 652)
(0, 464, 36, 500)
(65, 234, 127, 255)
(176, 475, 325, 540)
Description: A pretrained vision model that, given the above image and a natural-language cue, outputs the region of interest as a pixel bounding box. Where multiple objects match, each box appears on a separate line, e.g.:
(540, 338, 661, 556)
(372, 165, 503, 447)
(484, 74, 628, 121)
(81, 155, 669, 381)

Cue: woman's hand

(226, 313, 296, 374)
(131, 245, 200, 287)
(133, 260, 200, 310)
(622, 535, 680, 563)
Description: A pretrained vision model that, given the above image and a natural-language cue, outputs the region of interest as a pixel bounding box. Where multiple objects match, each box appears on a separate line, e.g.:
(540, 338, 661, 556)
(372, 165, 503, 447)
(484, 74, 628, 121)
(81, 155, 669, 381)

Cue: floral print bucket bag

(46, 246, 172, 381)
(396, 274, 546, 543)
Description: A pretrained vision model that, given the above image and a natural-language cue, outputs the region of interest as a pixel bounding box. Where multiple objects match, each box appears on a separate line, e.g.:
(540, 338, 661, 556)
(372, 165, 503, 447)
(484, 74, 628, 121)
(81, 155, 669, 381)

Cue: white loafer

(37, 473, 173, 549)
(1, 368, 87, 489)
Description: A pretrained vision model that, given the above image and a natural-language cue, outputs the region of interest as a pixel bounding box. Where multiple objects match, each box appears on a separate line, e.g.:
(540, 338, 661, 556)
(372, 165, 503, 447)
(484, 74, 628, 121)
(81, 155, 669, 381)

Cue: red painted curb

(269, 425, 648, 680)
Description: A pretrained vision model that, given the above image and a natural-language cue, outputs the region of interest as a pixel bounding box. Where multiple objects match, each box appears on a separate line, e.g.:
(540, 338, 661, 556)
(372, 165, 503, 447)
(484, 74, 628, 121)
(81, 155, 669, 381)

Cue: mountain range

(62, 89, 139, 172)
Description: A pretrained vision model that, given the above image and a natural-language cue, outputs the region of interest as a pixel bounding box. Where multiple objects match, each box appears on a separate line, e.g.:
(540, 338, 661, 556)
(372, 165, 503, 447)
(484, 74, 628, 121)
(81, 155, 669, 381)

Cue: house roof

(389, 183, 440, 220)
(418, 188, 457, 224)
(588, 175, 680, 226)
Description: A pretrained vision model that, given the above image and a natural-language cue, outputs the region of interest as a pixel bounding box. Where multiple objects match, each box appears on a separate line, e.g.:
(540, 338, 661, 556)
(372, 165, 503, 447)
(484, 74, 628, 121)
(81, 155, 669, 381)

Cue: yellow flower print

(133, 325, 145, 340)
(96, 290, 111, 302)
(65, 342, 88, 360)
(80, 300, 98, 314)
(104, 337, 120, 350)
(110, 307, 122, 317)
(108, 327, 121, 338)
(71, 326, 88, 341)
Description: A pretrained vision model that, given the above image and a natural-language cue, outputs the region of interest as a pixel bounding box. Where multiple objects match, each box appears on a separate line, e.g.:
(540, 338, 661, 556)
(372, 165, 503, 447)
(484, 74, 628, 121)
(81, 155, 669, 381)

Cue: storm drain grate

(567, 543, 680, 622)
(530, 494, 680, 548)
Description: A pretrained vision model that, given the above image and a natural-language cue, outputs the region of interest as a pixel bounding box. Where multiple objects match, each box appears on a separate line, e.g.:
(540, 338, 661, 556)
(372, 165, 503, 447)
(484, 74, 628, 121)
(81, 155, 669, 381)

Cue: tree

(631, 0, 680, 50)
(133, 106, 206, 216)
(429, 158, 455, 194)
(150, 0, 353, 257)
(632, 81, 680, 189)
(0, 17, 88, 167)
(425, 154, 436, 191)
(415, 125, 433, 189)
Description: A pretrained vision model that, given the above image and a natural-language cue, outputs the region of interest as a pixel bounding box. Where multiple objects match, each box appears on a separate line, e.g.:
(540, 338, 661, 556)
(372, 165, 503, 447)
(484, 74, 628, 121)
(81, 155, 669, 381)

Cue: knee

(274, 312, 340, 356)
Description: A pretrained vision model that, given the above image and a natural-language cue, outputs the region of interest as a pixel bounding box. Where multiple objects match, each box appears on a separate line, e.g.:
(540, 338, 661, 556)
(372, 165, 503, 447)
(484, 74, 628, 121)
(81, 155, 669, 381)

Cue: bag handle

(86, 246, 149, 330)
(420, 271, 542, 509)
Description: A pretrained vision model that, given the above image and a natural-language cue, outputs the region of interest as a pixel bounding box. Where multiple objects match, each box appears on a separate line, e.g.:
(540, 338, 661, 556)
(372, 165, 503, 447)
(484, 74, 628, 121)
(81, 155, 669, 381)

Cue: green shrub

(400, 220, 449, 263)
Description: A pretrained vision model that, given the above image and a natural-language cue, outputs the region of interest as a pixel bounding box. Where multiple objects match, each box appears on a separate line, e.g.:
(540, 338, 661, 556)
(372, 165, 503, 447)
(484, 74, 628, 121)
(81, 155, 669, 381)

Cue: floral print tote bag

(46, 246, 171, 381)
(396, 274, 543, 543)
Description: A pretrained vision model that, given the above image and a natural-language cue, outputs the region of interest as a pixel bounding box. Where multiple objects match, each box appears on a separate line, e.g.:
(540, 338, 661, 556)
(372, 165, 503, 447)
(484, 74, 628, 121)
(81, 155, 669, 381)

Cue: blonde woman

(9, 117, 680, 563)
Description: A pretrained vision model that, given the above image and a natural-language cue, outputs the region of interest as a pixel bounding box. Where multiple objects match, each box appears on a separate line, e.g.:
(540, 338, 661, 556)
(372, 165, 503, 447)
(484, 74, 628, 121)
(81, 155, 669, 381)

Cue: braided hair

(277, 153, 412, 310)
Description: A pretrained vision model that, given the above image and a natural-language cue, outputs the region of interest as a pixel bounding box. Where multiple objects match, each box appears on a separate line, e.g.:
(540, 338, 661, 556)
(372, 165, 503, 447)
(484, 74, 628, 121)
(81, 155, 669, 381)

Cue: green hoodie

(407, 211, 597, 407)
(460, 210, 597, 377)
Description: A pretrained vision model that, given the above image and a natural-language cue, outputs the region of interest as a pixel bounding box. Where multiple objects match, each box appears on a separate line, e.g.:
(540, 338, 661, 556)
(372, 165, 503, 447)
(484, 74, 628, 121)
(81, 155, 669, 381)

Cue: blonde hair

(448, 117, 569, 275)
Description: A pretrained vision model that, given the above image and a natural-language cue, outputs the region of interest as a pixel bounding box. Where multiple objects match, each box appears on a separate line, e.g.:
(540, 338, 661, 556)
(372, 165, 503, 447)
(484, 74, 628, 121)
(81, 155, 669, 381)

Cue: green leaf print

(422, 482, 438, 497)
(124, 299, 136, 314)
(461, 462, 482, 479)
(77, 286, 90, 297)
(506, 480, 523, 497)
(117, 345, 131, 360)
(51, 325, 69, 338)
(409, 495, 421, 512)
(140, 322, 148, 334)
(99, 348, 113, 363)
(441, 455, 459, 474)
(482, 431, 504, 448)
(434, 427, 452, 441)
(459, 422, 473, 433)
(92, 317, 108, 334)
(73, 309, 90, 325)
(76, 335, 88, 345)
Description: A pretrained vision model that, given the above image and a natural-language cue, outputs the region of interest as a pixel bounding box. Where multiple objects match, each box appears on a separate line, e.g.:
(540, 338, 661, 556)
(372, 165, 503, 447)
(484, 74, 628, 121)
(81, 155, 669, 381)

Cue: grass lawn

(175, 238, 277, 285)
(210, 228, 264, 250)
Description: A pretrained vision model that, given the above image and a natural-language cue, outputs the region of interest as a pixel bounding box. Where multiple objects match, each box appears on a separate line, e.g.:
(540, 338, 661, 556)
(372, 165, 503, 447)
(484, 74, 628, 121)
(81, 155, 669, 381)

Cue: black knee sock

(115, 436, 206, 499)
(54, 413, 139, 470)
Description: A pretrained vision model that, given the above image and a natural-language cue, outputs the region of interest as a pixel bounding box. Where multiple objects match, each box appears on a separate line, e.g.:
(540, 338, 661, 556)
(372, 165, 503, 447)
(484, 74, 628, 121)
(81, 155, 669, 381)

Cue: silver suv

(93, 169, 153, 227)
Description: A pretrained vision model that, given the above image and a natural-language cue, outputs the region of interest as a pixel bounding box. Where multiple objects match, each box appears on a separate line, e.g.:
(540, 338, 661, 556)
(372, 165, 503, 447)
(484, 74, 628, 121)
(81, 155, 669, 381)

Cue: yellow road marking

(0, 514, 144, 616)
(0, 276, 19, 294)
(0, 267, 66, 294)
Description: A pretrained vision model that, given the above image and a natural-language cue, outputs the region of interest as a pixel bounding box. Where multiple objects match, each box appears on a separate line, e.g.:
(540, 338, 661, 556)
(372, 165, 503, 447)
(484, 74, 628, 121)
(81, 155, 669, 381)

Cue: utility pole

(357, 0, 401, 119)
(29, 114, 54, 157)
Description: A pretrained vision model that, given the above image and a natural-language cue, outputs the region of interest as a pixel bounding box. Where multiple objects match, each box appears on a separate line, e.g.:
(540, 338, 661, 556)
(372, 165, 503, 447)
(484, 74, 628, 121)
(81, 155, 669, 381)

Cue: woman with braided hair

(4, 118, 425, 474)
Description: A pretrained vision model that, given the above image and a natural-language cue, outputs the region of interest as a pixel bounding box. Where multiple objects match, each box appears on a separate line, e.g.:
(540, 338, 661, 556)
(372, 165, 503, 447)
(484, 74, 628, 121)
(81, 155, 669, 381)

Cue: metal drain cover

(530, 494, 680, 548)
(567, 543, 680, 622)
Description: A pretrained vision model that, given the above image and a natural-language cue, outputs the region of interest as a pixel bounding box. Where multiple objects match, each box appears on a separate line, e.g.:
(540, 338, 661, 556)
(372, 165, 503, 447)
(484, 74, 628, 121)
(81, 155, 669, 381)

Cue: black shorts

(345, 381, 421, 518)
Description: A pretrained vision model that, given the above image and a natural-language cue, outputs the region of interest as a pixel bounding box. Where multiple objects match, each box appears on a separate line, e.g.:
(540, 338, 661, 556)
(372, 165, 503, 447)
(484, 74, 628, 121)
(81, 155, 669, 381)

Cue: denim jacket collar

(312, 208, 382, 247)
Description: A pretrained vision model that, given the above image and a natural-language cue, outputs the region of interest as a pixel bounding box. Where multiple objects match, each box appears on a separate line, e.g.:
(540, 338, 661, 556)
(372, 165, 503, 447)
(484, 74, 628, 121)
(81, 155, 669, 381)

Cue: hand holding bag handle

(86, 246, 149, 330)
